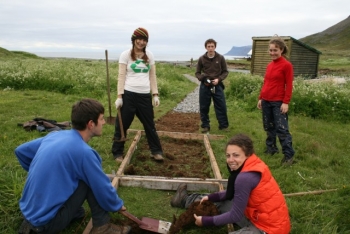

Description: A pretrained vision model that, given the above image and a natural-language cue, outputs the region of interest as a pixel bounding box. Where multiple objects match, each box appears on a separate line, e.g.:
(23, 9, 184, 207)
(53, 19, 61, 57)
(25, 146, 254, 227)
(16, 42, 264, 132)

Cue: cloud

(1, 0, 348, 59)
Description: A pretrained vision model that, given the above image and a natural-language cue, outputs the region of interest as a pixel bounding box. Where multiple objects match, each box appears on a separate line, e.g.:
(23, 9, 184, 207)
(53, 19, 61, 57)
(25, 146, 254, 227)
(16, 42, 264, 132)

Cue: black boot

(170, 184, 188, 208)
(18, 219, 34, 234)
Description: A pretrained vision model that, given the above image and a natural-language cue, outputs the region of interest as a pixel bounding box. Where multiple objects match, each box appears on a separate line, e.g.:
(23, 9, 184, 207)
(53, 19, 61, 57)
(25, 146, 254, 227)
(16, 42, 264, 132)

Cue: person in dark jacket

(170, 134, 290, 234)
(195, 38, 229, 133)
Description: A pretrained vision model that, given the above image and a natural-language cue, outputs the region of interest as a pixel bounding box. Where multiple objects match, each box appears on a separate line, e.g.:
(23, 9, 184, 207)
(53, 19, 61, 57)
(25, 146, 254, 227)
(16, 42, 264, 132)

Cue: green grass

(226, 59, 251, 70)
(1, 56, 350, 233)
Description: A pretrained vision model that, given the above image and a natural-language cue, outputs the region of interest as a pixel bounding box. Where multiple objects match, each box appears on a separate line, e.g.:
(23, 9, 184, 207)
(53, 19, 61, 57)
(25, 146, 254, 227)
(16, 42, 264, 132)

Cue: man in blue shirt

(16, 99, 131, 234)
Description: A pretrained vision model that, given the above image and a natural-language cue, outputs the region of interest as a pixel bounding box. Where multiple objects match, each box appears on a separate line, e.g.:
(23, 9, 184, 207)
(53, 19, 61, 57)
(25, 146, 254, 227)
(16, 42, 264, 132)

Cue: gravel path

(173, 74, 200, 113)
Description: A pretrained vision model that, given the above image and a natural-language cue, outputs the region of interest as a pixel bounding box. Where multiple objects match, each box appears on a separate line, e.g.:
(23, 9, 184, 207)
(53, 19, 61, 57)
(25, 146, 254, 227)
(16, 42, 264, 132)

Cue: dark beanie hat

(131, 27, 149, 41)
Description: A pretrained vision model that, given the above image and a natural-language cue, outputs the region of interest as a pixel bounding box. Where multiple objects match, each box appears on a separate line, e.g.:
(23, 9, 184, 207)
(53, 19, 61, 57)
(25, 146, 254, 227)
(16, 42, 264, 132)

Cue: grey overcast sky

(0, 0, 349, 58)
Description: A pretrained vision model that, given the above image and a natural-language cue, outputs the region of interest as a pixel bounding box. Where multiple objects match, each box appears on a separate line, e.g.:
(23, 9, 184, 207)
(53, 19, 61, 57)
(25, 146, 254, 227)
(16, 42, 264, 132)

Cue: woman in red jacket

(257, 35, 295, 166)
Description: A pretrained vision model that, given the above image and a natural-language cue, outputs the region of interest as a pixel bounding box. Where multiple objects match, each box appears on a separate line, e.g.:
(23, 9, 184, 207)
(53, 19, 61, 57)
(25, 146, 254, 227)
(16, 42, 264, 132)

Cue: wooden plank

(116, 131, 142, 176)
(127, 129, 226, 140)
(203, 135, 224, 191)
(114, 175, 227, 181)
(284, 189, 337, 197)
(116, 175, 227, 184)
(108, 175, 228, 190)
(250, 41, 256, 74)
(118, 176, 225, 192)
(83, 219, 93, 234)
(111, 176, 120, 188)
(203, 135, 222, 180)
(204, 135, 232, 232)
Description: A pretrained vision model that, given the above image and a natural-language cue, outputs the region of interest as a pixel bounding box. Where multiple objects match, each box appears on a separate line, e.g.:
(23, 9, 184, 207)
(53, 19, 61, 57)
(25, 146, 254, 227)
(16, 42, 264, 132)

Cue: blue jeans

(261, 100, 295, 159)
(199, 82, 229, 130)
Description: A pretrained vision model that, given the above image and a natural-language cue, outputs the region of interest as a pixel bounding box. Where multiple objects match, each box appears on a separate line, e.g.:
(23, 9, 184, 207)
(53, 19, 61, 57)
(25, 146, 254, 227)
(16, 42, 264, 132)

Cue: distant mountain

(224, 16, 350, 57)
(299, 15, 350, 51)
(224, 45, 252, 56)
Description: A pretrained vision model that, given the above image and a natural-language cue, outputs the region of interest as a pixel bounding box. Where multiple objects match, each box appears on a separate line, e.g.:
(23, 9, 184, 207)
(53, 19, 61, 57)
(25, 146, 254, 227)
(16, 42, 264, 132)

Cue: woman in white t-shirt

(112, 27, 164, 162)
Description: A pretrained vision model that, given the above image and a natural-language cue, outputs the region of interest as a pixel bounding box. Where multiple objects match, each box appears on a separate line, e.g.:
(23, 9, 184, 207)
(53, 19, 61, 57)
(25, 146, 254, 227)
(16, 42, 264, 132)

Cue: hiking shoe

(281, 157, 294, 166)
(18, 219, 33, 234)
(264, 148, 279, 156)
(90, 223, 131, 234)
(201, 127, 210, 133)
(171, 184, 188, 208)
(151, 154, 164, 161)
(115, 156, 124, 163)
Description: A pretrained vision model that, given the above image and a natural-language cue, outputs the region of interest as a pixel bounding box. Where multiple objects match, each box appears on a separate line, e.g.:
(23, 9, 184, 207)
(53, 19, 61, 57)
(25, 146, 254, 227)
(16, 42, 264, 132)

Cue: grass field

(1, 54, 350, 233)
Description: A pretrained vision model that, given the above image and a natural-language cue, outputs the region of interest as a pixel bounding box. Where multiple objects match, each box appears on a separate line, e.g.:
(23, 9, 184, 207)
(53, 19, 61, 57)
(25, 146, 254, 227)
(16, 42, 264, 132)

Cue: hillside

(0, 47, 41, 59)
(0, 47, 15, 57)
(299, 15, 350, 51)
(224, 16, 350, 58)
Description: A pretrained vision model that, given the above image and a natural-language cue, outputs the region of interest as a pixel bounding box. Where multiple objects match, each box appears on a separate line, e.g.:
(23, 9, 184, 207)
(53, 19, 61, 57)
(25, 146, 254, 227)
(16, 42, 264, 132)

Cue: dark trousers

(261, 100, 295, 159)
(199, 83, 229, 130)
(28, 181, 109, 233)
(112, 90, 163, 157)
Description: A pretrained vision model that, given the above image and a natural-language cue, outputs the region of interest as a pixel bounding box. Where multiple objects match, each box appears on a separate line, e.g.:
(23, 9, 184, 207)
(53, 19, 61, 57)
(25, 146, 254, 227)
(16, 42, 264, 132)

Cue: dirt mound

(125, 136, 211, 178)
(124, 111, 211, 178)
(155, 111, 200, 133)
(169, 201, 220, 234)
(118, 111, 220, 234)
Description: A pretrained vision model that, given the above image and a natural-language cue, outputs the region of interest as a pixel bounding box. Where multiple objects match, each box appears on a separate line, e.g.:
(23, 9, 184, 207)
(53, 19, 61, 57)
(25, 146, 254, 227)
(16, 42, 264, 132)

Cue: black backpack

(18, 118, 71, 132)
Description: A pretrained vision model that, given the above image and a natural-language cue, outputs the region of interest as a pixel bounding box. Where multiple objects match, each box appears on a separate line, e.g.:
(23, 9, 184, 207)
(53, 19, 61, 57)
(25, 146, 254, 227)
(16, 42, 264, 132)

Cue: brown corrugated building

(250, 36, 322, 78)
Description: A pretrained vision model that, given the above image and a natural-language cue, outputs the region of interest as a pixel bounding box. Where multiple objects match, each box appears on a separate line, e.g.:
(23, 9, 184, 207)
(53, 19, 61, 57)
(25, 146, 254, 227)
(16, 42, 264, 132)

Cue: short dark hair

(225, 134, 255, 156)
(71, 99, 104, 130)
(204, 38, 217, 48)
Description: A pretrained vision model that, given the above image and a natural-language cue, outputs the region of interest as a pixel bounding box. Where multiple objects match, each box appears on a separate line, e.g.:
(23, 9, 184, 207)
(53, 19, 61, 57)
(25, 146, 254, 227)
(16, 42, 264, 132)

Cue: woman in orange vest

(171, 134, 291, 234)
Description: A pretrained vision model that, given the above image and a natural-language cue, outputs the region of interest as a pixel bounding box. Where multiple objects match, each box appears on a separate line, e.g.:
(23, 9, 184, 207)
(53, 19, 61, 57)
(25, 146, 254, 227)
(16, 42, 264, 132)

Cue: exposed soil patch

(155, 111, 200, 133)
(119, 111, 220, 234)
(124, 137, 212, 178)
(125, 136, 212, 178)
(124, 111, 212, 178)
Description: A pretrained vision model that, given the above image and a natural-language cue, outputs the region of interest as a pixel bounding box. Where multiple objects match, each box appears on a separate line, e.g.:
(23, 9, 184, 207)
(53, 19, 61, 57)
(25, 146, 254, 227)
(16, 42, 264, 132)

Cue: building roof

(252, 36, 322, 54)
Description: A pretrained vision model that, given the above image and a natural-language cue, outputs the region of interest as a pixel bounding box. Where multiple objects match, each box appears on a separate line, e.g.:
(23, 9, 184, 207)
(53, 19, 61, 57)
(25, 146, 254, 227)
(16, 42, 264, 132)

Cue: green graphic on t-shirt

(131, 60, 150, 73)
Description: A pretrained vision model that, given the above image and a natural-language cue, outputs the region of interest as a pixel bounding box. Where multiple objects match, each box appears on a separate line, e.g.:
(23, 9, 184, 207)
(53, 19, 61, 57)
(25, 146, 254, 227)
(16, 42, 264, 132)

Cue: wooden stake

(284, 188, 338, 197)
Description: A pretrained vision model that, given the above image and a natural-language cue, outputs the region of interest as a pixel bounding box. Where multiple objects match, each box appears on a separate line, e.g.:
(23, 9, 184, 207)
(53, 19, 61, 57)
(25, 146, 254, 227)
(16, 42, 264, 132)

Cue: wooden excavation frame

(83, 129, 338, 232)
(83, 129, 228, 233)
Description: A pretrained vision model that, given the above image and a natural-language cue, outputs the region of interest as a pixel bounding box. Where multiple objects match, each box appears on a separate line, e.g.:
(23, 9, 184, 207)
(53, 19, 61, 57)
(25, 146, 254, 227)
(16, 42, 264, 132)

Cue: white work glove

(115, 98, 123, 109)
(153, 96, 160, 107)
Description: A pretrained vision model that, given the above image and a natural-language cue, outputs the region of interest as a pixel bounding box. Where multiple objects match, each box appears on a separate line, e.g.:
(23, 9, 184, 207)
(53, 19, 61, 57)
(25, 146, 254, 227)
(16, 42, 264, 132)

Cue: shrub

(225, 73, 350, 123)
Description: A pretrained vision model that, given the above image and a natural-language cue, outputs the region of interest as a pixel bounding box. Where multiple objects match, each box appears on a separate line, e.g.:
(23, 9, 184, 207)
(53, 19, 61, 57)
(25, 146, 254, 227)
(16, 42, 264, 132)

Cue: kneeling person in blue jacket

(16, 98, 131, 234)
